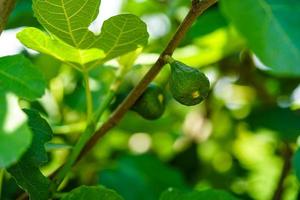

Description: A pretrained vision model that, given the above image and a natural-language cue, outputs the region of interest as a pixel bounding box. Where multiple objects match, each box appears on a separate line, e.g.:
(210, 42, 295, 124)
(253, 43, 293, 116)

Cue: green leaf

(32, 0, 148, 60)
(32, 0, 101, 49)
(8, 109, 53, 200)
(95, 14, 149, 60)
(122, 0, 165, 16)
(0, 55, 45, 168)
(246, 107, 300, 141)
(0, 92, 32, 168)
(6, 0, 39, 29)
(100, 155, 187, 200)
(220, 0, 300, 76)
(0, 126, 31, 168)
(173, 28, 245, 67)
(61, 185, 124, 200)
(183, 6, 228, 44)
(159, 188, 240, 200)
(21, 109, 52, 165)
(33, 0, 148, 58)
(32, 54, 62, 82)
(17, 27, 105, 65)
(0, 91, 5, 130)
(293, 148, 300, 182)
(0, 55, 46, 100)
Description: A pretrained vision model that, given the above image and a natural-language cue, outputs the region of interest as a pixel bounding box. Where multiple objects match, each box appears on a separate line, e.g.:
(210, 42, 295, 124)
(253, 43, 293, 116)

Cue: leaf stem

(163, 55, 175, 64)
(52, 121, 86, 134)
(53, 67, 95, 188)
(83, 69, 93, 121)
(87, 59, 105, 71)
(65, 61, 82, 72)
(53, 66, 126, 189)
(53, 121, 96, 188)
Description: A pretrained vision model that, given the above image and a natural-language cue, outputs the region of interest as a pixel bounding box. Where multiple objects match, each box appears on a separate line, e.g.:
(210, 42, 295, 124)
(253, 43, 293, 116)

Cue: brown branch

(16, 1, 217, 198)
(15, 1, 217, 199)
(0, 0, 16, 35)
(271, 143, 293, 200)
(78, 0, 218, 160)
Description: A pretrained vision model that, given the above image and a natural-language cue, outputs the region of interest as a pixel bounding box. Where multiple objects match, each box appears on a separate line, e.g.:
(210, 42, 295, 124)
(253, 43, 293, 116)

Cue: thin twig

(53, 64, 128, 188)
(0, 0, 16, 35)
(15, 1, 218, 198)
(78, 0, 218, 161)
(271, 143, 293, 200)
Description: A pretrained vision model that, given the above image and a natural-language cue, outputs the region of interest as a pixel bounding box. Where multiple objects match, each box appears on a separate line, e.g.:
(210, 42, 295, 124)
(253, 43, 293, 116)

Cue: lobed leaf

(8, 109, 53, 200)
(32, 0, 149, 60)
(0, 54, 46, 168)
(91, 14, 149, 61)
(17, 27, 105, 65)
(32, 0, 101, 48)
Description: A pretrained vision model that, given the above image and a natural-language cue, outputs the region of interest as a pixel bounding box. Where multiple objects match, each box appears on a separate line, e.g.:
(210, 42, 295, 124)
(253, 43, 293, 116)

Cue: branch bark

(79, 0, 218, 160)
(0, 0, 16, 35)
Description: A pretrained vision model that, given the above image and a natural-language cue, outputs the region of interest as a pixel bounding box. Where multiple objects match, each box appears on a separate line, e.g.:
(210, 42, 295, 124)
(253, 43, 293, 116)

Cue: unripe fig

(168, 58, 210, 106)
(132, 83, 166, 120)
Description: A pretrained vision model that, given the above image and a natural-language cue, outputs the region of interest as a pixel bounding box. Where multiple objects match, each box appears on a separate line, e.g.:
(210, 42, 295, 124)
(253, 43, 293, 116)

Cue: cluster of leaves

(0, 0, 300, 200)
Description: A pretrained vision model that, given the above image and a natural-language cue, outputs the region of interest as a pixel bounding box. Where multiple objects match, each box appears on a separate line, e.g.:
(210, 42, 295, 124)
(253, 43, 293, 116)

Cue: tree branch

(0, 0, 16, 35)
(271, 143, 293, 200)
(78, 0, 218, 160)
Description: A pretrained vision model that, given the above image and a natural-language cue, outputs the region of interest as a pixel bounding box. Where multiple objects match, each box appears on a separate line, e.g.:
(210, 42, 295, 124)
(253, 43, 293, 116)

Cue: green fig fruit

(110, 83, 134, 111)
(168, 58, 210, 106)
(132, 83, 166, 120)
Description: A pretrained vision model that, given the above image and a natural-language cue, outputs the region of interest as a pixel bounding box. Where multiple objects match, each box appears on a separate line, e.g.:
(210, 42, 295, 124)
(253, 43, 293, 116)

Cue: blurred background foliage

(1, 0, 300, 200)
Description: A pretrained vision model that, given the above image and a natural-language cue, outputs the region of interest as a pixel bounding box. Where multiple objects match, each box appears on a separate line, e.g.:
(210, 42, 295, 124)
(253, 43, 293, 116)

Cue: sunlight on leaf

(0, 94, 31, 168)
(173, 28, 244, 67)
(95, 14, 149, 61)
(32, 0, 148, 61)
(33, 0, 101, 48)
(8, 110, 53, 200)
(17, 27, 105, 66)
